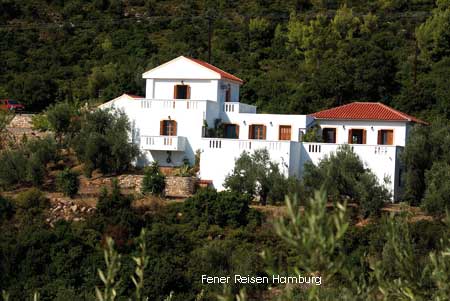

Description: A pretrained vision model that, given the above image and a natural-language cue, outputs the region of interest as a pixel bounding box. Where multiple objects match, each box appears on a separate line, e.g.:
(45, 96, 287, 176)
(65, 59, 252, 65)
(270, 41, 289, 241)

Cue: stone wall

(83, 174, 196, 198)
(164, 176, 196, 198)
(7, 114, 34, 129)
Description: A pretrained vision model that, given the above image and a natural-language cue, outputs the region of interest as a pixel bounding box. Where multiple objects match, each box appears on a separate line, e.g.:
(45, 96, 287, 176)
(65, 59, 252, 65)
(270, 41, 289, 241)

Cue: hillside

(1, 0, 448, 120)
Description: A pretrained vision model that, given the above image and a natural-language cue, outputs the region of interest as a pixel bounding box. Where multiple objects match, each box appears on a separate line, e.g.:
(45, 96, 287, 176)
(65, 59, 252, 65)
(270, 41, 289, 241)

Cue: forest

(1, 0, 450, 300)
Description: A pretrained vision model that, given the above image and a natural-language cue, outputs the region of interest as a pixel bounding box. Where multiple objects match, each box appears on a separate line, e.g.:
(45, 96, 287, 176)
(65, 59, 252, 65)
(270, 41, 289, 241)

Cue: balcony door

(322, 128, 336, 143)
(279, 125, 291, 141)
(174, 84, 190, 99)
(160, 120, 177, 136)
(223, 124, 239, 139)
(249, 124, 266, 140)
(378, 129, 394, 145)
(348, 129, 366, 144)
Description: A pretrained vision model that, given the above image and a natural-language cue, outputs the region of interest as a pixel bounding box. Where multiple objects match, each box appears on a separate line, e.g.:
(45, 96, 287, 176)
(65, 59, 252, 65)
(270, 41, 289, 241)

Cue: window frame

(173, 84, 191, 99)
(249, 124, 267, 140)
(160, 120, 177, 136)
(378, 129, 394, 145)
(322, 127, 337, 143)
(348, 128, 366, 144)
(223, 123, 240, 139)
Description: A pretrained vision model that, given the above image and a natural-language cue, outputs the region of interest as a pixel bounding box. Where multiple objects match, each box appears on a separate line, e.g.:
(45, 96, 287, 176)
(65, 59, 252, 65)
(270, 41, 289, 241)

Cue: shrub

(97, 180, 132, 216)
(16, 188, 48, 209)
(224, 149, 289, 205)
(56, 168, 79, 197)
(46, 101, 79, 143)
(0, 149, 27, 187)
(0, 136, 58, 188)
(72, 109, 139, 177)
(31, 114, 50, 132)
(422, 162, 450, 216)
(141, 162, 165, 196)
(303, 145, 390, 217)
(183, 188, 255, 227)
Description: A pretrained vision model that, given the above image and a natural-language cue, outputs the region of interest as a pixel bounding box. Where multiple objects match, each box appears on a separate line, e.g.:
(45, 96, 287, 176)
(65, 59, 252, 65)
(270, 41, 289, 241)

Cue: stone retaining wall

(84, 174, 196, 198)
(164, 176, 196, 198)
(7, 114, 34, 129)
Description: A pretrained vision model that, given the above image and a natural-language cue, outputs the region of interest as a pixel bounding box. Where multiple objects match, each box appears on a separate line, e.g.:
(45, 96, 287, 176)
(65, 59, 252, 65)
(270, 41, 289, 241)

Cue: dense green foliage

(183, 188, 258, 228)
(0, 136, 57, 187)
(0, 0, 447, 122)
(56, 168, 79, 197)
(402, 120, 450, 206)
(72, 109, 139, 177)
(303, 145, 390, 216)
(224, 149, 293, 205)
(272, 191, 450, 300)
(141, 162, 165, 196)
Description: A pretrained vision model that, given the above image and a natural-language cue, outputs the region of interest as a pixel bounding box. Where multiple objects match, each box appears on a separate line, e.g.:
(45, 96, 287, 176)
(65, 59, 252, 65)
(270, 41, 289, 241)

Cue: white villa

(100, 56, 427, 201)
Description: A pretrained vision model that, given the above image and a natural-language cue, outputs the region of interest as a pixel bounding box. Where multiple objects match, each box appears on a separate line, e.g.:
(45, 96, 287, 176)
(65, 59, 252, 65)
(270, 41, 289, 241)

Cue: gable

(142, 56, 221, 80)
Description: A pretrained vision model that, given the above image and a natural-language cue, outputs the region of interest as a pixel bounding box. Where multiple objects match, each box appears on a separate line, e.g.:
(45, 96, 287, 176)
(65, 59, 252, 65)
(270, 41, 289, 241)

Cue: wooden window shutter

(362, 129, 367, 144)
(173, 85, 178, 99)
(263, 125, 267, 139)
(248, 125, 253, 139)
(235, 125, 239, 138)
(377, 130, 382, 144)
(160, 120, 164, 135)
(187, 85, 191, 99)
(173, 121, 177, 136)
(348, 129, 352, 144)
(387, 130, 393, 145)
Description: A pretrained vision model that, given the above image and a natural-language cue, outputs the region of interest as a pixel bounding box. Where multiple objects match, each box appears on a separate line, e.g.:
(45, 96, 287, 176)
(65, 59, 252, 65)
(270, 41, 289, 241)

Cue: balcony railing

(141, 135, 186, 151)
(140, 99, 211, 111)
(203, 138, 290, 152)
(223, 102, 257, 114)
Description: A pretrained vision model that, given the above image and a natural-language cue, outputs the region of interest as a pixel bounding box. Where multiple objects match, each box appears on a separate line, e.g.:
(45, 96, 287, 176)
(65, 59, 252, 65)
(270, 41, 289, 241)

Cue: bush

(46, 101, 79, 143)
(0, 136, 58, 188)
(56, 169, 79, 197)
(15, 188, 49, 213)
(31, 114, 51, 132)
(97, 180, 132, 216)
(0, 149, 27, 187)
(224, 149, 290, 205)
(183, 188, 255, 228)
(422, 162, 450, 216)
(141, 162, 165, 195)
(72, 109, 139, 177)
(303, 145, 390, 217)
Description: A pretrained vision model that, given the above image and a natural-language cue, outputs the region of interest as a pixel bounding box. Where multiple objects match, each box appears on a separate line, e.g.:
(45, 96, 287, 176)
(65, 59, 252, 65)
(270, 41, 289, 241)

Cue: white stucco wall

(150, 79, 219, 102)
(199, 139, 296, 190)
(220, 113, 312, 142)
(315, 120, 409, 146)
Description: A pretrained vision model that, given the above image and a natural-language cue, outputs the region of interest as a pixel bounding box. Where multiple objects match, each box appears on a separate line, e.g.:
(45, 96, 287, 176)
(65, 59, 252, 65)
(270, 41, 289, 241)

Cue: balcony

(140, 99, 211, 111)
(141, 135, 186, 151)
(223, 102, 257, 114)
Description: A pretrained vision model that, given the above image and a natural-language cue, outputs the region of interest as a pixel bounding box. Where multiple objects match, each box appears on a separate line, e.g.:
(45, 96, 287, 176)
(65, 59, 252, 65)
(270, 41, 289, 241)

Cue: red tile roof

(186, 57, 244, 84)
(310, 102, 428, 125)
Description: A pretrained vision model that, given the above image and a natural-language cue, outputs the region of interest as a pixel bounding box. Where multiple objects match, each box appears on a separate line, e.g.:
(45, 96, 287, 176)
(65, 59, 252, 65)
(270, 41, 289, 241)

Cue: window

(322, 128, 336, 143)
(174, 84, 190, 99)
(279, 125, 291, 141)
(348, 129, 366, 144)
(223, 124, 239, 139)
(160, 120, 177, 136)
(378, 129, 394, 145)
(249, 124, 266, 140)
(225, 88, 231, 102)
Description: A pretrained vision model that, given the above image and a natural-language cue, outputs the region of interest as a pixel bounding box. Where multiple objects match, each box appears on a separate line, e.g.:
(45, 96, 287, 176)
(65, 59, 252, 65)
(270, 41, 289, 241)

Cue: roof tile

(310, 102, 428, 125)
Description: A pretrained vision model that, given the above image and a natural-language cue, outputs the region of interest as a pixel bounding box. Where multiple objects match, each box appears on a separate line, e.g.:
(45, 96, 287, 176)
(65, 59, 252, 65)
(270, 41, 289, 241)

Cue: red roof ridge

(310, 101, 428, 125)
(185, 57, 244, 84)
(375, 102, 427, 124)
